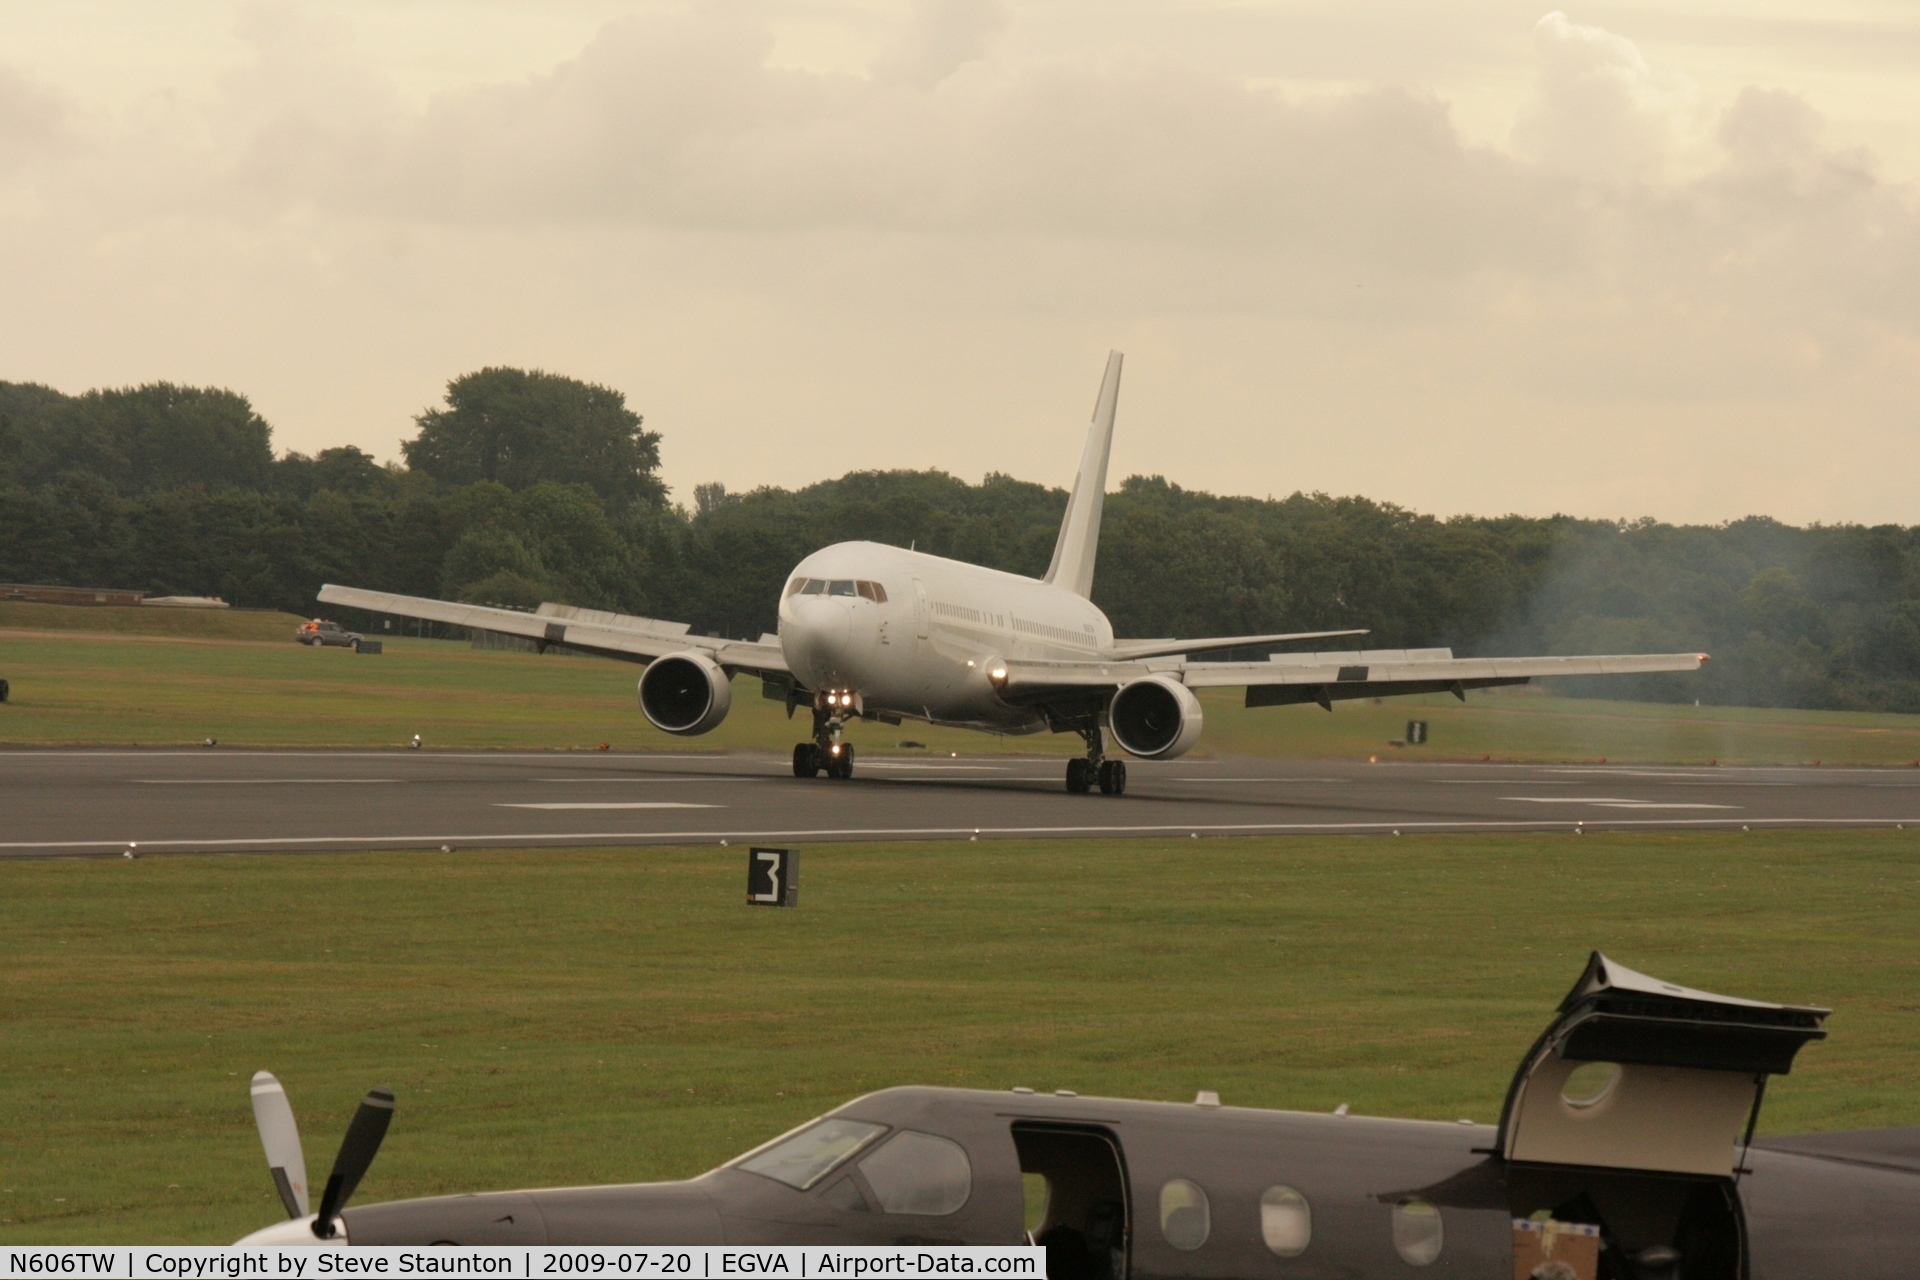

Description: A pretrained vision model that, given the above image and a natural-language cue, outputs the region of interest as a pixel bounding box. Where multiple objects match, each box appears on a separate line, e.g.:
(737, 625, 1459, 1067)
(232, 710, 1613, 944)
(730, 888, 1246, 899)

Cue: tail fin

(1043, 350, 1123, 598)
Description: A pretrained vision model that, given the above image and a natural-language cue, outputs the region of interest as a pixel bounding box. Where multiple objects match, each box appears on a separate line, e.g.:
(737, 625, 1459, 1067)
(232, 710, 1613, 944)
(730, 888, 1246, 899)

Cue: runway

(2, 749, 1917, 856)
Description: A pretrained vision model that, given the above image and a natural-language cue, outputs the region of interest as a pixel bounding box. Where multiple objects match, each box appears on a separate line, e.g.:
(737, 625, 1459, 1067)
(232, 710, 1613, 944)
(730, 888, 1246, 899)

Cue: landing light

(989, 667, 1007, 681)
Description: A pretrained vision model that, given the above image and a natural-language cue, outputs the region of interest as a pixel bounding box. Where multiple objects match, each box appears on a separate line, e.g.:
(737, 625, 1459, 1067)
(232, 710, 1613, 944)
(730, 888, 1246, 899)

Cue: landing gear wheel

(793, 743, 821, 777)
(1097, 759, 1127, 795)
(826, 744, 855, 779)
(1066, 757, 1093, 794)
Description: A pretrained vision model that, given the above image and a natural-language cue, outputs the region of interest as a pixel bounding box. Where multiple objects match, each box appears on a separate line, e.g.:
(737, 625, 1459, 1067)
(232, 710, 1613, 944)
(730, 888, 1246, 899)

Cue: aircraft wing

(996, 646, 1707, 709)
(314, 585, 791, 679)
(1108, 629, 1367, 660)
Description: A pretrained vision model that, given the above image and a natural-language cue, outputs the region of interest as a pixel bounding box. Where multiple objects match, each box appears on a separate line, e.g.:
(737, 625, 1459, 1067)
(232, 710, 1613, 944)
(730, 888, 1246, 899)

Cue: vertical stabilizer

(1043, 351, 1123, 598)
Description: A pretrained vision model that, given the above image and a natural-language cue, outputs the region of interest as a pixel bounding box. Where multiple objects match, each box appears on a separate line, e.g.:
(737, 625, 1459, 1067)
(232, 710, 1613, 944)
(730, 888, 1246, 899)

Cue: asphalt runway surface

(3, 749, 1919, 857)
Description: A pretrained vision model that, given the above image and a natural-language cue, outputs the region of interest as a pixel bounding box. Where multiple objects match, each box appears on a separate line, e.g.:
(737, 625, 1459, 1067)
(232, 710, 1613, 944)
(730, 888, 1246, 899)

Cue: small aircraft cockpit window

(1158, 1179, 1210, 1251)
(786, 578, 809, 597)
(1259, 1186, 1311, 1257)
(858, 1130, 972, 1216)
(827, 580, 858, 597)
(1391, 1198, 1443, 1266)
(855, 581, 889, 603)
(737, 1118, 886, 1190)
(797, 579, 827, 595)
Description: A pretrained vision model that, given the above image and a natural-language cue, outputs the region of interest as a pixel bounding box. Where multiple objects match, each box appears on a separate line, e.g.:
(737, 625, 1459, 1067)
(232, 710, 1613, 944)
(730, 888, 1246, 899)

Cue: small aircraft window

(858, 1130, 971, 1215)
(827, 580, 857, 597)
(1391, 1198, 1443, 1266)
(856, 581, 876, 602)
(786, 578, 810, 597)
(1561, 1061, 1622, 1110)
(855, 581, 888, 603)
(799, 579, 827, 595)
(737, 1118, 886, 1190)
(1158, 1179, 1210, 1251)
(1260, 1186, 1311, 1257)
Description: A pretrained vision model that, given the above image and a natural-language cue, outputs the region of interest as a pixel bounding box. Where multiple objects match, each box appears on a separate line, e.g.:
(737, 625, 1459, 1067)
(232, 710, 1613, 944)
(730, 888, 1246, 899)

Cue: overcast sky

(2, 1, 1916, 524)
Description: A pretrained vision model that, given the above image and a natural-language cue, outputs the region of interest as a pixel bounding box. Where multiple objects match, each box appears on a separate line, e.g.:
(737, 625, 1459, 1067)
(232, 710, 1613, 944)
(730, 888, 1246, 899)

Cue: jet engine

(1107, 674, 1203, 759)
(637, 651, 733, 735)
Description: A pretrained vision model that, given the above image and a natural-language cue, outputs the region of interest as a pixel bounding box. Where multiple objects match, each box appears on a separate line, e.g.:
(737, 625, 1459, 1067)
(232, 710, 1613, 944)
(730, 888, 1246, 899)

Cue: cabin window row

(1014, 616, 1090, 646)
(936, 601, 988, 624)
(1157, 1179, 1443, 1267)
(787, 578, 889, 603)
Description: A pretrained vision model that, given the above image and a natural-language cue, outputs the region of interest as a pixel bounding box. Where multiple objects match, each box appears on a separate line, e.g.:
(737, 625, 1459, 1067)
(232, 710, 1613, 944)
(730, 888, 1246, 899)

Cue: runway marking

(1172, 777, 1345, 784)
(131, 778, 402, 785)
(495, 802, 721, 810)
(1502, 797, 1739, 809)
(531, 777, 765, 784)
(5, 816, 1914, 854)
(857, 763, 1009, 771)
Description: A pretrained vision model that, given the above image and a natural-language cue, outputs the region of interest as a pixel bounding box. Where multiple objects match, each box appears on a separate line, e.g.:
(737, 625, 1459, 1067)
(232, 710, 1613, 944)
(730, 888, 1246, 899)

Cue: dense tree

(402, 368, 665, 512)
(0, 381, 274, 494)
(4, 371, 1919, 713)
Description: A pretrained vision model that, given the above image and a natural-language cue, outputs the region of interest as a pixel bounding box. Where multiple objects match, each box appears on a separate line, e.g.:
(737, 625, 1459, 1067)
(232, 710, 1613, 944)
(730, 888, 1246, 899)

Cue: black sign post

(1406, 720, 1429, 745)
(747, 847, 799, 907)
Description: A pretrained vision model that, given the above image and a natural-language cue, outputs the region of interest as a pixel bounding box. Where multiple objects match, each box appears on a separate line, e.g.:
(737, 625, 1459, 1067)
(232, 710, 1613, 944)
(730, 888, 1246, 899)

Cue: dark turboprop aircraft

(238, 954, 1917, 1278)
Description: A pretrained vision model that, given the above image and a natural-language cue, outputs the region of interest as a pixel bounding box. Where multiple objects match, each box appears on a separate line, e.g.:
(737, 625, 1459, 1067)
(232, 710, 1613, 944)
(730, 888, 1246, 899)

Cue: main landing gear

(793, 690, 857, 780)
(1064, 725, 1126, 796)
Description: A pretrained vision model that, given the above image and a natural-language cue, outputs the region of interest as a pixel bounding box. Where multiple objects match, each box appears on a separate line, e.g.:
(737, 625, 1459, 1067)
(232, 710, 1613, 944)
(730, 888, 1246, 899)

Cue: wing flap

(315, 585, 789, 676)
(1185, 650, 1709, 690)
(995, 650, 1706, 705)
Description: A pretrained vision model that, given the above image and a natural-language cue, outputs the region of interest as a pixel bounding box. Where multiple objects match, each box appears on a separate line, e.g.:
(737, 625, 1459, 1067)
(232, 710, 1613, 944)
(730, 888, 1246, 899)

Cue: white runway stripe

(132, 778, 401, 785)
(496, 802, 720, 810)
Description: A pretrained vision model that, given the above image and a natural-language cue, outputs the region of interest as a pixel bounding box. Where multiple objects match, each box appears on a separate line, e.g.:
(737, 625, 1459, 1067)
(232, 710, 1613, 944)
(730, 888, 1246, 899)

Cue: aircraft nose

(782, 595, 853, 682)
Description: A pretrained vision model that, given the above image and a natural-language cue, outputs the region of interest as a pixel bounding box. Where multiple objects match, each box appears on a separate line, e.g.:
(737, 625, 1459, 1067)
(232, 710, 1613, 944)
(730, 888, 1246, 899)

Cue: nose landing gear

(793, 690, 859, 779)
(1064, 725, 1126, 795)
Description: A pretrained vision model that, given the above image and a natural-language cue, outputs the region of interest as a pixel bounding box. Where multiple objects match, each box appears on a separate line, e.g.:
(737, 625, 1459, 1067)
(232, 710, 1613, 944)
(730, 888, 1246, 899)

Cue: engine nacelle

(638, 651, 733, 735)
(1108, 675, 1204, 760)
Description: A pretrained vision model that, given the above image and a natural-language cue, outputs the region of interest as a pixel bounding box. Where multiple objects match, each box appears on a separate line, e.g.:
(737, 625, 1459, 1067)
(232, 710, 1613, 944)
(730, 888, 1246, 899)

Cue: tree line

(2, 369, 1917, 713)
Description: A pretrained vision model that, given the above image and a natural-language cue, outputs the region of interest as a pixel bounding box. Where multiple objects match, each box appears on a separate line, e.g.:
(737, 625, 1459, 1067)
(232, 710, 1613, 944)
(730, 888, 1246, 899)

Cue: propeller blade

(312, 1087, 394, 1239)
(249, 1072, 309, 1219)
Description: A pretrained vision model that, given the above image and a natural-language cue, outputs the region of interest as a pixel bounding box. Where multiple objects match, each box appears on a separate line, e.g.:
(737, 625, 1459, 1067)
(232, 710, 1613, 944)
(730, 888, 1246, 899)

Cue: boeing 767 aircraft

(320, 353, 1705, 793)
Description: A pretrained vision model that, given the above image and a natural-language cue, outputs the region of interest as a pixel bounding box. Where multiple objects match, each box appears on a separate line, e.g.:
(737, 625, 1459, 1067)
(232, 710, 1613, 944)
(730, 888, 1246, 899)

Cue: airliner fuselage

(779, 541, 1113, 734)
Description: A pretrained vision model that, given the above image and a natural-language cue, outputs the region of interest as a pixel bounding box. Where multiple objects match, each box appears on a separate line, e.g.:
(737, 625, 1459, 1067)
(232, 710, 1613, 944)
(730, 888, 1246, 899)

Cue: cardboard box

(1513, 1219, 1600, 1280)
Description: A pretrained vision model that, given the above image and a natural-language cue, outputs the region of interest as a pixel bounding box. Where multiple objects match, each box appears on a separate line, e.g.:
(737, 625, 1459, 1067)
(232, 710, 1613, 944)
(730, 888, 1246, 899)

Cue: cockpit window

(827, 580, 857, 597)
(786, 578, 809, 597)
(799, 579, 826, 595)
(858, 1130, 972, 1215)
(737, 1118, 886, 1190)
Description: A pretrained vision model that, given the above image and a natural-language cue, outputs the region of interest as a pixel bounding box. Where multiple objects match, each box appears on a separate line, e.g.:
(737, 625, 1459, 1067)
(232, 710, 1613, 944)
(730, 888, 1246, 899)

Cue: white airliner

(320, 353, 1705, 794)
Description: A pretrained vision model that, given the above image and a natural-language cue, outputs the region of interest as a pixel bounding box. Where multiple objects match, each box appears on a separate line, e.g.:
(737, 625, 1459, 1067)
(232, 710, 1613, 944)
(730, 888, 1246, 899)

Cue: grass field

(2, 830, 1917, 1244)
(4, 603, 1920, 762)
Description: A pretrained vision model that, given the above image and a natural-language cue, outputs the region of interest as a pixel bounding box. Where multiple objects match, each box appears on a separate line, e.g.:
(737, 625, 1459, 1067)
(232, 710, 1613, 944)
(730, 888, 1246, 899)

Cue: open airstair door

(1499, 952, 1829, 1177)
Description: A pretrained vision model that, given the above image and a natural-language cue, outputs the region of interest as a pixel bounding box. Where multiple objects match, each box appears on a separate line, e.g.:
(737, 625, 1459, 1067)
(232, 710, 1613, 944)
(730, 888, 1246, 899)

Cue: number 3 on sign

(752, 850, 781, 903)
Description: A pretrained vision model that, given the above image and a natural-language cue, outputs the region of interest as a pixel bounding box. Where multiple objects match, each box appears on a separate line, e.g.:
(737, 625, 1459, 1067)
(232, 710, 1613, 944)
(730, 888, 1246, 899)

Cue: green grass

(4, 605, 1920, 762)
(2, 831, 1918, 1243)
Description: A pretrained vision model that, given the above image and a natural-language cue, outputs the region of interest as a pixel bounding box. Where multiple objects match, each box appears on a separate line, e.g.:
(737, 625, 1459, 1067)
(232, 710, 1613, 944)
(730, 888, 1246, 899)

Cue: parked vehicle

(296, 619, 363, 648)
